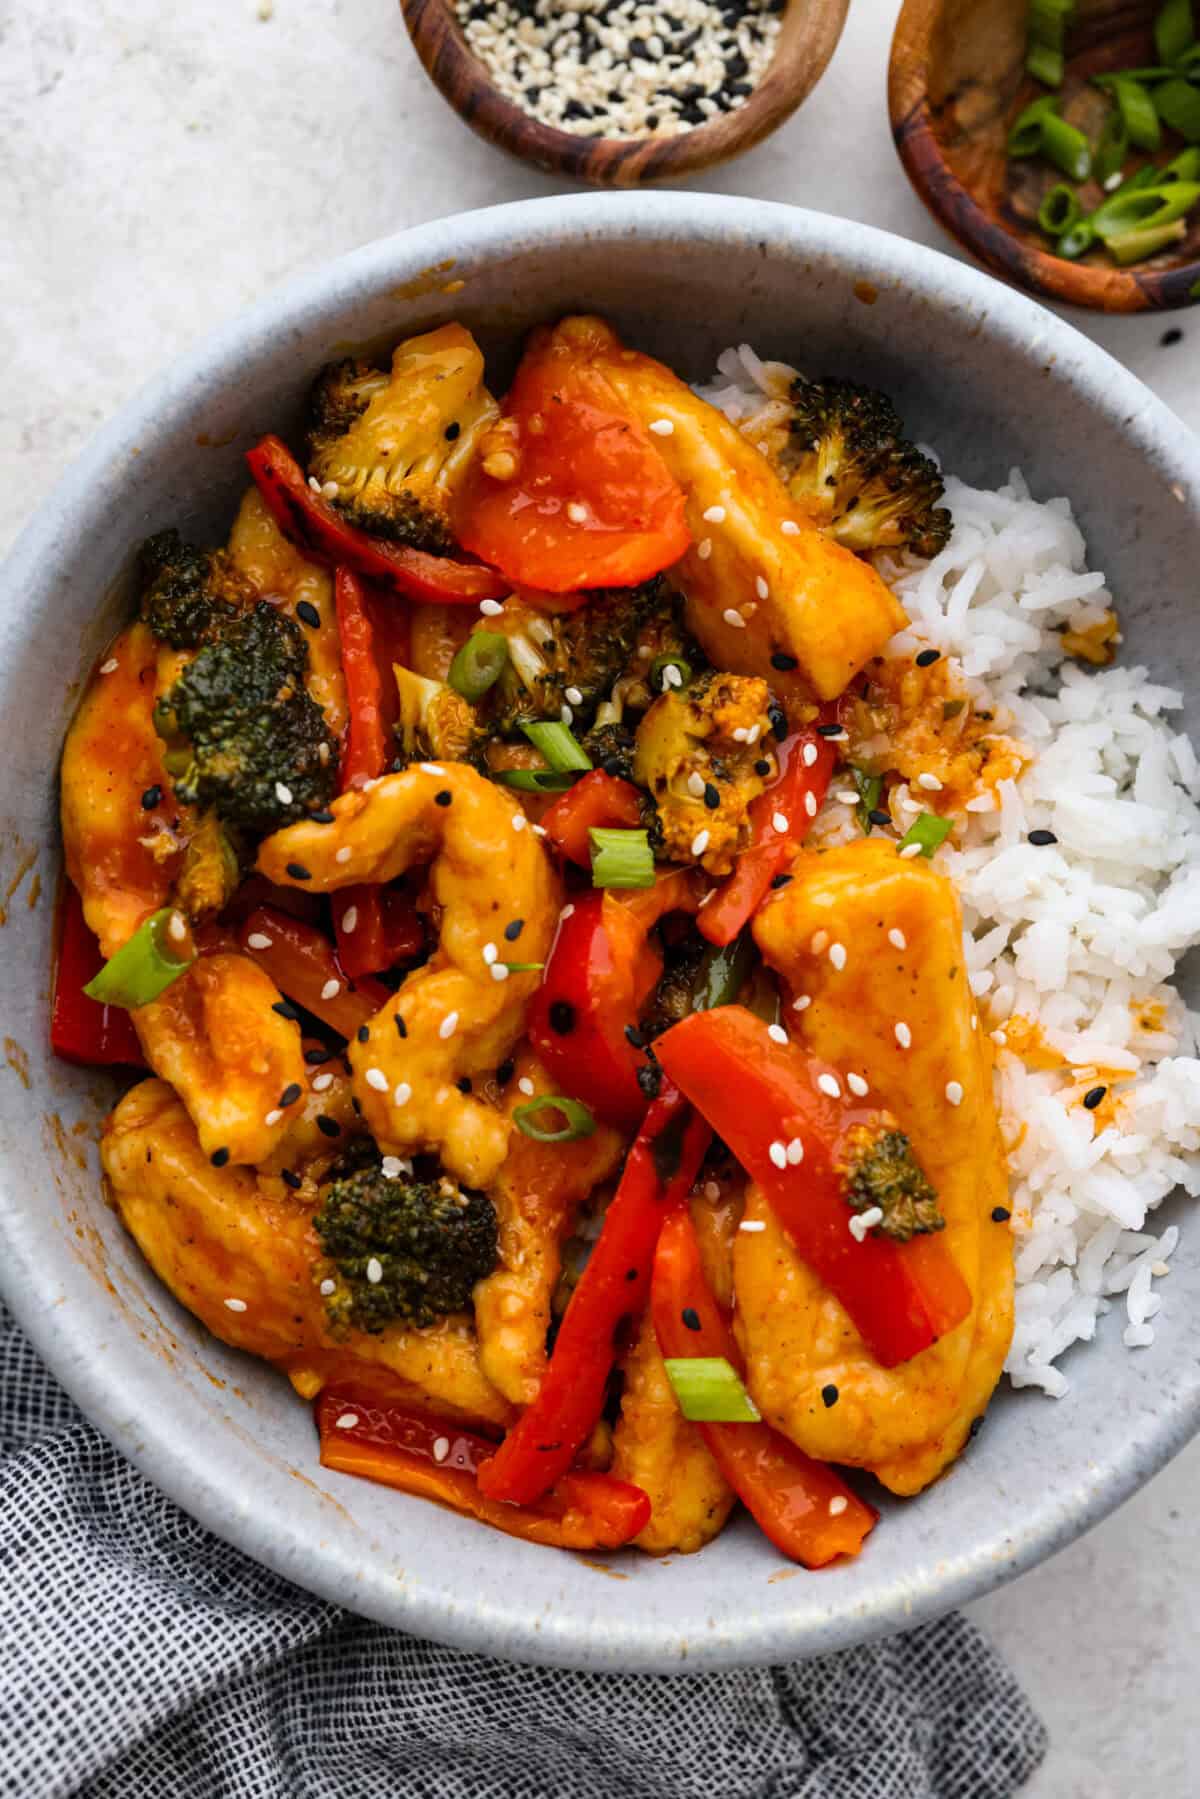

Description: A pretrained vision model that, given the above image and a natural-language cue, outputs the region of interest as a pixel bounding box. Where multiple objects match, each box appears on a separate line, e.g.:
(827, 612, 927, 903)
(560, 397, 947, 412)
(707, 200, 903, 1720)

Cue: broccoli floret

(393, 665, 485, 767)
(783, 378, 951, 560)
(633, 670, 775, 877)
(306, 324, 498, 552)
(839, 1123, 944, 1242)
(175, 809, 241, 921)
(582, 720, 638, 781)
(154, 603, 337, 837)
(137, 528, 254, 649)
(313, 1145, 498, 1333)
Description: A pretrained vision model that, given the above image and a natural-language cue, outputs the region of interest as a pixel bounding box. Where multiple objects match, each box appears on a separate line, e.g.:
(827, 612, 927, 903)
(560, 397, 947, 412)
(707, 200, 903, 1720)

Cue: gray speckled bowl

(3, 194, 1198, 1672)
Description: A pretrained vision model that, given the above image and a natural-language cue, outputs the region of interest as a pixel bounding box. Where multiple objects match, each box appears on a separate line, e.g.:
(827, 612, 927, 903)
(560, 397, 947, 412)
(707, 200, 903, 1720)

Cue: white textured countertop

(3, 1, 1197, 1789)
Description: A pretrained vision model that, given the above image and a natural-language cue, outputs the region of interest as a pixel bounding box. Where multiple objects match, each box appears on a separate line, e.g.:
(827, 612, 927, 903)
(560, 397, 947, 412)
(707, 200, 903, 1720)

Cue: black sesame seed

(279, 1082, 302, 1108)
(625, 1267, 638, 1282)
(991, 1205, 1011, 1223)
(444, 420, 462, 440)
(286, 863, 312, 881)
(770, 873, 793, 890)
(816, 723, 842, 738)
(272, 1000, 299, 1021)
(637, 1062, 663, 1100)
(295, 600, 321, 630)
(1028, 829, 1057, 846)
(140, 784, 162, 810)
(316, 1115, 341, 1138)
(754, 759, 772, 777)
(435, 789, 453, 808)
(350, 1097, 362, 1116)
(495, 1058, 515, 1085)
(210, 1147, 230, 1168)
(968, 1415, 985, 1440)
(915, 648, 941, 668)
(868, 808, 892, 828)
(681, 1306, 701, 1332)
(504, 918, 524, 941)
(703, 782, 721, 810)
(395, 1015, 407, 1038)
(771, 652, 798, 671)
(281, 1168, 302, 1191)
(625, 1024, 646, 1048)
(1161, 327, 1183, 347)
(309, 808, 335, 824)
(549, 1000, 576, 1035)
(1083, 1085, 1107, 1110)
(821, 1383, 839, 1408)
(304, 1046, 331, 1065)
(356, 1024, 369, 1043)
(457, 1076, 473, 1094)
(767, 701, 788, 741)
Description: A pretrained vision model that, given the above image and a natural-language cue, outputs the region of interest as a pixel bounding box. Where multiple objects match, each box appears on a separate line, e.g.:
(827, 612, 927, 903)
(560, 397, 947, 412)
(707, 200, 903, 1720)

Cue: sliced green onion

(1008, 94, 1060, 156)
(1026, 41, 1065, 86)
(448, 631, 509, 702)
(495, 767, 580, 792)
(589, 826, 656, 889)
(84, 908, 195, 1010)
(1093, 180, 1200, 238)
(1041, 111, 1092, 179)
(1093, 110, 1129, 185)
(650, 653, 693, 694)
(1056, 219, 1097, 258)
(1155, 0, 1195, 67)
(850, 764, 884, 834)
(1161, 145, 1200, 182)
(521, 720, 593, 772)
(1154, 76, 1200, 140)
(898, 812, 953, 858)
(1028, 0, 1075, 51)
(512, 1095, 597, 1142)
(1107, 218, 1188, 262)
(691, 930, 757, 1012)
(663, 1357, 761, 1423)
(1038, 183, 1083, 236)
(1176, 41, 1200, 71)
(1103, 74, 1161, 150)
(503, 961, 545, 973)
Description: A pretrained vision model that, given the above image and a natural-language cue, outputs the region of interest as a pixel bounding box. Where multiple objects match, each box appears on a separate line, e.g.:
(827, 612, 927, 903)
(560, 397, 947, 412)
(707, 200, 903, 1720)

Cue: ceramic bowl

(3, 194, 1199, 1672)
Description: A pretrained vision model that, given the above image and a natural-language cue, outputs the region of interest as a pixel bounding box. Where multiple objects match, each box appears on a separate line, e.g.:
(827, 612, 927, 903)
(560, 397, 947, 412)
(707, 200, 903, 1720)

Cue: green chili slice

(1056, 219, 1096, 258)
(650, 654, 694, 694)
(1155, 0, 1195, 67)
(1161, 145, 1200, 182)
(1155, 77, 1200, 142)
(448, 631, 509, 702)
(898, 813, 953, 858)
(1099, 74, 1162, 150)
(1026, 42, 1065, 86)
(690, 930, 757, 1013)
(512, 1096, 597, 1142)
(1107, 219, 1188, 263)
(1008, 94, 1061, 156)
(1040, 111, 1092, 180)
(1093, 111, 1129, 186)
(1038, 183, 1083, 236)
(83, 908, 195, 1010)
(663, 1357, 761, 1423)
(589, 826, 656, 889)
(494, 767, 580, 792)
(1093, 180, 1200, 239)
(521, 720, 593, 772)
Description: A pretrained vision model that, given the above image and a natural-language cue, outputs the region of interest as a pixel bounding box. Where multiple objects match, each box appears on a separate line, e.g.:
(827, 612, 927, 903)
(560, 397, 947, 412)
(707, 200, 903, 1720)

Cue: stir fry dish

(56, 316, 1017, 1566)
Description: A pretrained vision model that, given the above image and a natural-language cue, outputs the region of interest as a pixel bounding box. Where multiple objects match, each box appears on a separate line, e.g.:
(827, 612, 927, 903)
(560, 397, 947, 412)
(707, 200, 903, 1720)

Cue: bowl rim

(888, 0, 1200, 315)
(5, 191, 1200, 1669)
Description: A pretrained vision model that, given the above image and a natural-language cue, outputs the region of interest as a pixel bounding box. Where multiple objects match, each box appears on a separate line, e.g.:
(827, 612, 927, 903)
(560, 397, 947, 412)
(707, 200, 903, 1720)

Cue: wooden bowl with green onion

(889, 0, 1200, 312)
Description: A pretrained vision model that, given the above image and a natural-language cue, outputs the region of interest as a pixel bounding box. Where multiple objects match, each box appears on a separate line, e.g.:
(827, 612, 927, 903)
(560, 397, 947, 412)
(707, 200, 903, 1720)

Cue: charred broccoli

(634, 670, 775, 877)
(137, 528, 253, 650)
(839, 1122, 943, 1242)
(313, 1145, 499, 1333)
(154, 603, 338, 837)
(783, 378, 951, 560)
(582, 720, 638, 781)
(306, 324, 498, 552)
(393, 665, 484, 767)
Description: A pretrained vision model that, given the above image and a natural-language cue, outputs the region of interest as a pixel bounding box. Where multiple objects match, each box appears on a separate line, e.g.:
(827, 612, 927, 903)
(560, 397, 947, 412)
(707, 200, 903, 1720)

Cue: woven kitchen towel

(0, 1303, 1046, 1799)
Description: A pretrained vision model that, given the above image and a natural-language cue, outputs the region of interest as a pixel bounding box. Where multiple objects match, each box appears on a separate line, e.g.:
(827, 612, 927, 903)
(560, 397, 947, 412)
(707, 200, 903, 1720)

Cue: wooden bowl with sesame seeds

(399, 0, 850, 186)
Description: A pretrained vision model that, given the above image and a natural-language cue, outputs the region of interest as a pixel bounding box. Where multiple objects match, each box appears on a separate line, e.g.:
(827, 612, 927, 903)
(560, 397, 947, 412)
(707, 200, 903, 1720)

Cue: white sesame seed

(792, 994, 811, 1012)
(560, 903, 575, 921)
(479, 598, 504, 617)
(420, 763, 447, 776)
(847, 1072, 869, 1098)
(739, 1219, 767, 1232)
(731, 727, 749, 743)
(167, 911, 187, 943)
(663, 664, 682, 689)
(691, 829, 711, 856)
(1152, 1260, 1171, 1277)
(722, 607, 746, 629)
(319, 1278, 336, 1296)
(894, 1021, 912, 1048)
(828, 1495, 848, 1516)
(802, 742, 818, 767)
(786, 1137, 804, 1164)
(817, 1073, 841, 1099)
(366, 1257, 383, 1285)
(899, 842, 923, 859)
(482, 942, 498, 965)
(804, 790, 818, 818)
(518, 1077, 535, 1096)
(697, 538, 713, 561)
(512, 813, 526, 832)
(861, 1205, 884, 1229)
(992, 1028, 1008, 1047)
(1104, 169, 1123, 190)
(335, 1412, 359, 1430)
(702, 504, 726, 523)
(745, 723, 761, 745)
(848, 1214, 869, 1242)
(491, 962, 511, 982)
(439, 1011, 459, 1040)
(767, 1023, 788, 1045)
(335, 847, 352, 865)
(687, 771, 706, 798)
(532, 824, 547, 837)
(432, 1436, 451, 1462)
(381, 1155, 403, 1178)
(275, 781, 294, 806)
(560, 704, 574, 726)
(308, 475, 322, 492)
(318, 742, 331, 764)
(768, 1140, 788, 1169)
(365, 1067, 389, 1092)
(321, 480, 339, 499)
(829, 942, 847, 971)
(780, 519, 800, 536)
(971, 1014, 978, 1031)
(917, 772, 943, 792)
(945, 1080, 964, 1106)
(773, 810, 789, 833)
(264, 1109, 283, 1127)
(836, 790, 860, 806)
(246, 932, 273, 951)
(566, 502, 588, 523)
(649, 418, 674, 435)
(341, 905, 358, 934)
(810, 930, 829, 954)
(565, 686, 583, 706)
(888, 928, 907, 950)
(393, 1082, 412, 1106)
(223, 1297, 247, 1312)
(99, 657, 119, 674)
(320, 978, 340, 1000)
(311, 1072, 334, 1092)
(755, 575, 768, 600)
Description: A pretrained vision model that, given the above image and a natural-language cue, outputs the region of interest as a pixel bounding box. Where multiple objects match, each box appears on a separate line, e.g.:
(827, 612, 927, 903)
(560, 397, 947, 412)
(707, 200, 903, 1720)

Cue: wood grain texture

(399, 0, 849, 187)
(889, 0, 1200, 313)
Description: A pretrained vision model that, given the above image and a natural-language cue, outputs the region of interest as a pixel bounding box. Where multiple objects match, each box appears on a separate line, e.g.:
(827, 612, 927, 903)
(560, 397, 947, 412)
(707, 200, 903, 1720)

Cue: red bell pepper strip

(477, 1080, 712, 1507)
(698, 725, 837, 948)
(246, 435, 508, 604)
(50, 885, 145, 1067)
(652, 1206, 876, 1567)
(238, 906, 390, 1040)
(540, 770, 644, 868)
(653, 1006, 973, 1366)
(316, 1391, 650, 1550)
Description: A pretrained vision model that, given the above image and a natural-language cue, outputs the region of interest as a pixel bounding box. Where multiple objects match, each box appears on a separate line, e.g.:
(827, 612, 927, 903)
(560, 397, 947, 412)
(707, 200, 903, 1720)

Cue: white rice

(708, 344, 1200, 1396)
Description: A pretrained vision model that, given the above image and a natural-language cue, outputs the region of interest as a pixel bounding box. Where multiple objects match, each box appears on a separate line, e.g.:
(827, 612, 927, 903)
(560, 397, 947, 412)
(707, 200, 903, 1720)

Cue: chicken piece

(60, 622, 180, 958)
(226, 486, 347, 738)
(102, 1079, 511, 1428)
(257, 762, 560, 1188)
(610, 1312, 736, 1554)
(743, 837, 1013, 1493)
(553, 316, 906, 706)
(133, 949, 307, 1167)
(473, 1049, 625, 1406)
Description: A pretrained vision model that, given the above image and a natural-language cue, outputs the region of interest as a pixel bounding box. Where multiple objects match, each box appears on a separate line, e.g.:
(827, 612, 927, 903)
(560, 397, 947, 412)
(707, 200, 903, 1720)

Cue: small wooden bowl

(889, 0, 1200, 312)
(399, 0, 849, 187)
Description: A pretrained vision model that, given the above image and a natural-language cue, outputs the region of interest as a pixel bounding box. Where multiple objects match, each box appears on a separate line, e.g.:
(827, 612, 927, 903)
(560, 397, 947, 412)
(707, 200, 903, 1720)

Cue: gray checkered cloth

(0, 1302, 1046, 1798)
